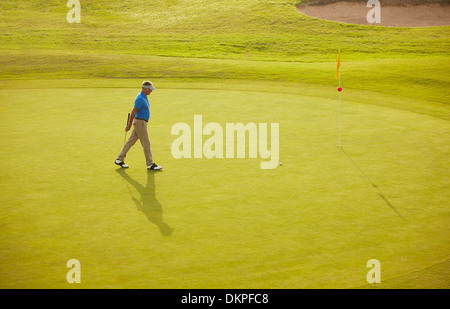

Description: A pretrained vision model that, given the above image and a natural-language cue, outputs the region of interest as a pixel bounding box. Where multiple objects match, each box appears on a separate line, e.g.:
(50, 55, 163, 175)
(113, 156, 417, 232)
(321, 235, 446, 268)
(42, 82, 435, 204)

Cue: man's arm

(125, 107, 138, 132)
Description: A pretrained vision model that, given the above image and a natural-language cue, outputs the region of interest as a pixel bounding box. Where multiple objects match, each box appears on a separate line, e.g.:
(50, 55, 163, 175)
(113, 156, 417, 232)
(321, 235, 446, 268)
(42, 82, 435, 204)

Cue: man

(115, 81, 162, 170)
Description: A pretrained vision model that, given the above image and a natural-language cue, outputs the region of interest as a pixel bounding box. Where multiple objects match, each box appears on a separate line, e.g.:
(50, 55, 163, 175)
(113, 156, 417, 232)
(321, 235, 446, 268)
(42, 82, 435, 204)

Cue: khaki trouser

(118, 119, 153, 166)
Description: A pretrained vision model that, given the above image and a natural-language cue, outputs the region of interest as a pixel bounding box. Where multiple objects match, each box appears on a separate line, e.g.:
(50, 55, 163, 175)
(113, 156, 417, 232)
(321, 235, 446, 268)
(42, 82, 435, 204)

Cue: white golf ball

(280, 162, 282, 166)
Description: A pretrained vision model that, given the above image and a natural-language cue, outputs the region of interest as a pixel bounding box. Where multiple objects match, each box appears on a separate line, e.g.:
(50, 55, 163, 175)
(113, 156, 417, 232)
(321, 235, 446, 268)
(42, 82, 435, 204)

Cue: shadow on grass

(116, 168, 174, 236)
(341, 148, 405, 220)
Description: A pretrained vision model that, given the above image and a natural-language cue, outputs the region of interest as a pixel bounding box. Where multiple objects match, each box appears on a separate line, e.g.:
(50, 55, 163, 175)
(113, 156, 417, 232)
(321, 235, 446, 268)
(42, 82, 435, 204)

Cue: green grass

(1, 0, 449, 60)
(0, 0, 449, 289)
(0, 79, 449, 288)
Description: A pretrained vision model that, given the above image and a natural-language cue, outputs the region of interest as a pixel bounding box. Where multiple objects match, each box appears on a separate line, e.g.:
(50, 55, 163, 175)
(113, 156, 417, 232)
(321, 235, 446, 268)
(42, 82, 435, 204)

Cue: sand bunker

(297, 2, 450, 27)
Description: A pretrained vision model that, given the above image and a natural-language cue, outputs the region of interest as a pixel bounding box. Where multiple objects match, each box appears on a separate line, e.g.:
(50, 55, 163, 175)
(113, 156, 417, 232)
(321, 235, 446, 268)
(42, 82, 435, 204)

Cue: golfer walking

(115, 81, 162, 170)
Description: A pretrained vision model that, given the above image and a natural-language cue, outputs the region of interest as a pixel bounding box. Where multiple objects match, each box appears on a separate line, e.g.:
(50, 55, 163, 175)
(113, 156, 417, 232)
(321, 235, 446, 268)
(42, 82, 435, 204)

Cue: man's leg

(117, 125, 139, 162)
(133, 119, 153, 166)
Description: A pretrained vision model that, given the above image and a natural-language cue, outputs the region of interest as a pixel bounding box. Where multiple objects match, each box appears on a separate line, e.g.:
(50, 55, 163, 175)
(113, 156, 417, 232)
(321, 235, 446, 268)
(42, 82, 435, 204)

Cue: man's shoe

(115, 159, 129, 168)
(147, 163, 162, 170)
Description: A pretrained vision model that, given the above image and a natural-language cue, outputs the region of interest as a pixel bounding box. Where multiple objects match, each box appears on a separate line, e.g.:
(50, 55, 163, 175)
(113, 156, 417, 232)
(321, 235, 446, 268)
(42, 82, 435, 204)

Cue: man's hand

(125, 107, 138, 132)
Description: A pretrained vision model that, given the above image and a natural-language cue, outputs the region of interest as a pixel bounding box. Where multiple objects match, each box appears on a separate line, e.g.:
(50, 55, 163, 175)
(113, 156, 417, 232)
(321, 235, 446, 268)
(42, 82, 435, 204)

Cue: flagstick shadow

(340, 148, 405, 220)
(116, 168, 174, 236)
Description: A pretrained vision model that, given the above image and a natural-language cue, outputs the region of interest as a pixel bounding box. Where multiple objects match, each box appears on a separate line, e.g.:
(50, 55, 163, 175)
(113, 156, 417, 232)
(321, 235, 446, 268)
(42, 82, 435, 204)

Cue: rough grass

(1, 0, 449, 60)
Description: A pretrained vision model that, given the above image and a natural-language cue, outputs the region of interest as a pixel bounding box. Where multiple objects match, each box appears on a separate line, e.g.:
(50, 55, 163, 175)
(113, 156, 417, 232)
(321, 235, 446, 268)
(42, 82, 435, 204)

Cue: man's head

(142, 81, 155, 95)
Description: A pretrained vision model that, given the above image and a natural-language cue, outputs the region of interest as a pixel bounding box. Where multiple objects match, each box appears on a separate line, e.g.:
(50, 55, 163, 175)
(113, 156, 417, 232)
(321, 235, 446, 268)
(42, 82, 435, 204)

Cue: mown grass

(0, 80, 448, 288)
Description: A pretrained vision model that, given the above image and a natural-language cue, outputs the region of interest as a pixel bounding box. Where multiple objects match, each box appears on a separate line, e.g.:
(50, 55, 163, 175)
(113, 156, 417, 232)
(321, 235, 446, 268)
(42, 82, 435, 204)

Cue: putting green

(0, 80, 448, 288)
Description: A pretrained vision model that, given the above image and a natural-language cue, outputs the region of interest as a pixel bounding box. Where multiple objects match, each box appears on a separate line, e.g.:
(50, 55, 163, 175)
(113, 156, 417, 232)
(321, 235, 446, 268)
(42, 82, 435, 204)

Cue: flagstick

(338, 66, 342, 149)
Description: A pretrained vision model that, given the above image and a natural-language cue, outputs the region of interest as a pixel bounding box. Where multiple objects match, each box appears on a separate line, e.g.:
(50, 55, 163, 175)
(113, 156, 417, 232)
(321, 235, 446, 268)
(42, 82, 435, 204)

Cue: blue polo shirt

(134, 91, 150, 120)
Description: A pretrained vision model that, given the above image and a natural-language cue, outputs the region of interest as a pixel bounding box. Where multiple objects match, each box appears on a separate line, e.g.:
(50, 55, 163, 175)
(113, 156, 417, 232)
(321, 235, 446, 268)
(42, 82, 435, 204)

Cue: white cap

(142, 81, 155, 91)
